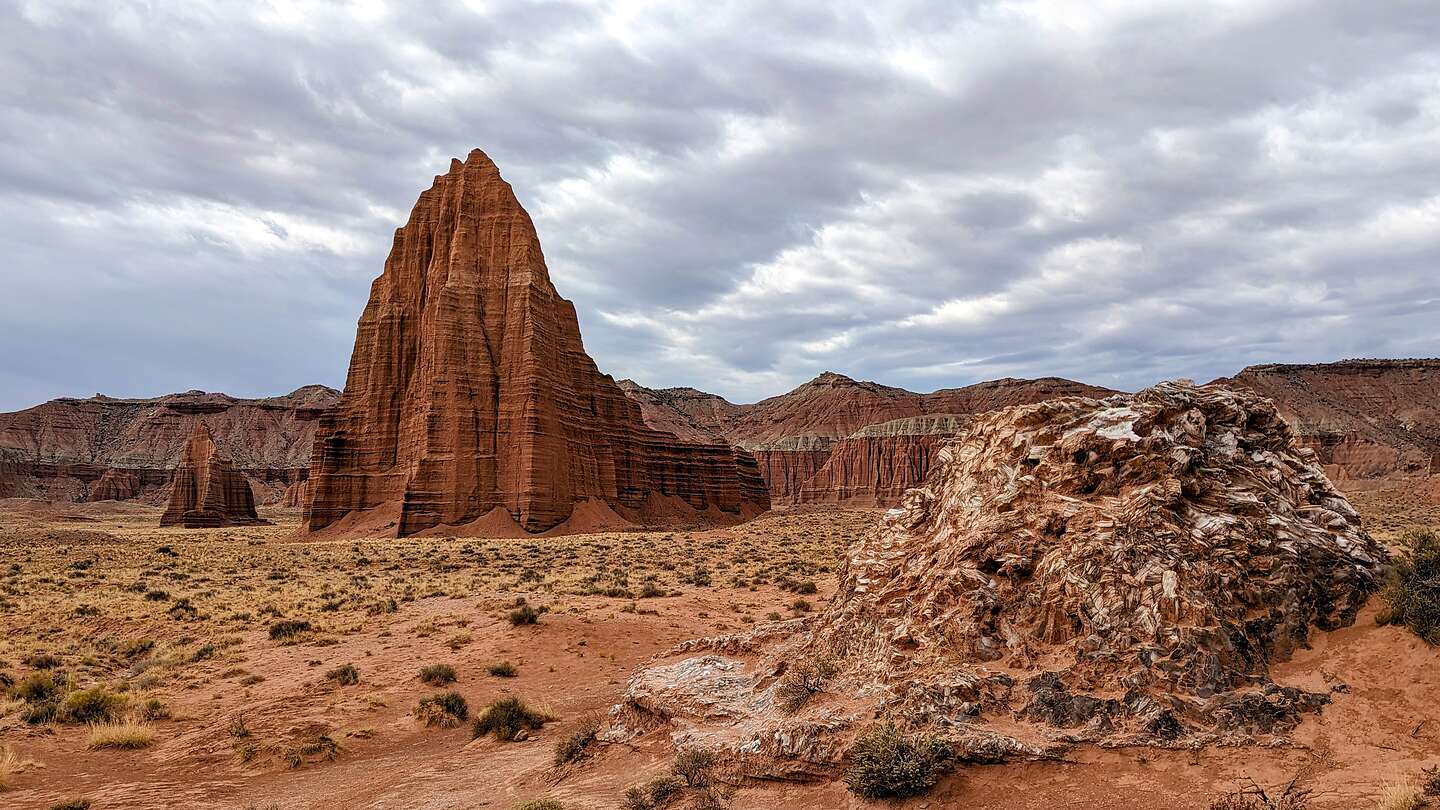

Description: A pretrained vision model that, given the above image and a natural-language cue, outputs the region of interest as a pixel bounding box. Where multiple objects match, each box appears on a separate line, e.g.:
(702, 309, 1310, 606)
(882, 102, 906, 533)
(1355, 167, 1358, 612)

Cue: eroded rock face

(303, 150, 768, 537)
(87, 469, 143, 502)
(623, 374, 1114, 506)
(1224, 359, 1440, 483)
(0, 386, 338, 504)
(613, 383, 1385, 780)
(160, 423, 263, 528)
(791, 415, 970, 507)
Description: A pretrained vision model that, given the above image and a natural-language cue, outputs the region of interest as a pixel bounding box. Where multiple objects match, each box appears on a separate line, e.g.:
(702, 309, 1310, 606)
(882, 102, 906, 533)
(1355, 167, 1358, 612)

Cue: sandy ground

(0, 485, 1437, 810)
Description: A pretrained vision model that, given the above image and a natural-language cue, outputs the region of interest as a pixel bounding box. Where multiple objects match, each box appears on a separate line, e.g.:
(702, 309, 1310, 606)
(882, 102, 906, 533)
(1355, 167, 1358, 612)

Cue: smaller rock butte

(160, 422, 265, 528)
(87, 468, 142, 502)
(610, 382, 1385, 780)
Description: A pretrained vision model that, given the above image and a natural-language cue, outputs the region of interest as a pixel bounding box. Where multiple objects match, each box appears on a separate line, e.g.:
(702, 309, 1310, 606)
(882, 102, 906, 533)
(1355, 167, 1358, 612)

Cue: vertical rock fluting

(793, 414, 971, 506)
(160, 423, 262, 528)
(87, 468, 143, 502)
(304, 149, 768, 537)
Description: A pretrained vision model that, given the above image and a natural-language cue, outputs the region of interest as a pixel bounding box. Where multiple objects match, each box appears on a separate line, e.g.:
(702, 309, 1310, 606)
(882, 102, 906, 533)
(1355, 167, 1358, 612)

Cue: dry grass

(86, 718, 158, 750)
(0, 744, 33, 790)
(1375, 780, 1423, 810)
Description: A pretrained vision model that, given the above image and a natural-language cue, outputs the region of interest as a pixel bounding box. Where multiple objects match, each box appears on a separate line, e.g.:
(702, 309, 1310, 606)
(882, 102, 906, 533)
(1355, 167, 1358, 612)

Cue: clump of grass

(1378, 529, 1440, 643)
(49, 800, 91, 810)
(58, 686, 125, 725)
(553, 713, 601, 767)
(1, 744, 32, 790)
(844, 723, 952, 799)
(488, 661, 518, 678)
(620, 775, 685, 810)
(515, 801, 565, 810)
(419, 663, 457, 686)
(268, 619, 313, 641)
(472, 696, 551, 742)
(1375, 780, 1423, 810)
(415, 691, 469, 728)
(326, 664, 360, 686)
(674, 748, 717, 788)
(508, 604, 543, 626)
(86, 718, 158, 750)
(773, 654, 839, 713)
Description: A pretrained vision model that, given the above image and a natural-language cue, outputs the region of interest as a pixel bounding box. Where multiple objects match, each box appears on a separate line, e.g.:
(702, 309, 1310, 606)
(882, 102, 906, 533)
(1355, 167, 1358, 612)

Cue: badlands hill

(0, 385, 339, 505)
(622, 373, 1116, 506)
(1223, 358, 1440, 483)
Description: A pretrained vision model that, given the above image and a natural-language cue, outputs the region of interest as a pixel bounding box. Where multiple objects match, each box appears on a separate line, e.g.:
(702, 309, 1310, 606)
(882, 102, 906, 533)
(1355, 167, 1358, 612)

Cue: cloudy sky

(2, 0, 1438, 411)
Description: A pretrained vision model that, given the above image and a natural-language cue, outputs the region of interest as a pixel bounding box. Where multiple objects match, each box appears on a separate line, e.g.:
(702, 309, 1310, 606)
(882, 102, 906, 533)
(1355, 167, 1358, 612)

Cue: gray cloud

(1, 0, 1437, 411)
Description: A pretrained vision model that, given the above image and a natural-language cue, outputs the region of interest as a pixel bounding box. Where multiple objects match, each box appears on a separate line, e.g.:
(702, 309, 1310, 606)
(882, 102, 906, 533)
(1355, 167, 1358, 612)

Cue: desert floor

(0, 487, 1437, 810)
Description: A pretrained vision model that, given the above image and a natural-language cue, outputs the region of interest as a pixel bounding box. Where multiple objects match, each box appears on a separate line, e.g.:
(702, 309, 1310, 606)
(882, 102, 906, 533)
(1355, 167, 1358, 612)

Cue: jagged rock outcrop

(792, 414, 971, 506)
(87, 468, 143, 502)
(0, 385, 339, 504)
(609, 383, 1385, 779)
(625, 375, 1114, 506)
(1223, 359, 1440, 483)
(303, 149, 768, 537)
(160, 423, 264, 528)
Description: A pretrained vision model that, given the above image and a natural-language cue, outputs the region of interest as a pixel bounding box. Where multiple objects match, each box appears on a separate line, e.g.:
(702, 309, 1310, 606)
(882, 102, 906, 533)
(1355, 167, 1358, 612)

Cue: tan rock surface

(614, 382, 1386, 780)
(303, 150, 768, 537)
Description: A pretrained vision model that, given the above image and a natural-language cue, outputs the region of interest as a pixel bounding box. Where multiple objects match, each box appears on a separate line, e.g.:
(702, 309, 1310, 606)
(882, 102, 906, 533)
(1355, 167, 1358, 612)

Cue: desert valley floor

(0, 483, 1437, 810)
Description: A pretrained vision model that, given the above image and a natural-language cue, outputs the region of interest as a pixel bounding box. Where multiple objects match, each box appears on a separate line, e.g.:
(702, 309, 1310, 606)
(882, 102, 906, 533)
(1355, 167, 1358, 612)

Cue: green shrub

(552, 713, 601, 767)
(488, 661, 518, 678)
(58, 686, 124, 724)
(1378, 529, 1440, 643)
(674, 748, 717, 787)
(508, 605, 542, 626)
(773, 654, 838, 713)
(326, 664, 360, 686)
(844, 723, 952, 799)
(419, 663, 457, 686)
(415, 691, 469, 728)
(11, 672, 64, 724)
(268, 619, 312, 641)
(472, 696, 550, 742)
(620, 775, 686, 810)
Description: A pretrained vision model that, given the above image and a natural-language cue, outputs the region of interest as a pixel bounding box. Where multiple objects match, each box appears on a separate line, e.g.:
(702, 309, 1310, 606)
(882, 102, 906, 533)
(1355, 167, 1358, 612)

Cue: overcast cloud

(2, 0, 1438, 411)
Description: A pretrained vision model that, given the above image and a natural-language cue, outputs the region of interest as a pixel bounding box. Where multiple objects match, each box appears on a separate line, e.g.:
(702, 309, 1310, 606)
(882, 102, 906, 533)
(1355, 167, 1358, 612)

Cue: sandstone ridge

(0, 385, 339, 504)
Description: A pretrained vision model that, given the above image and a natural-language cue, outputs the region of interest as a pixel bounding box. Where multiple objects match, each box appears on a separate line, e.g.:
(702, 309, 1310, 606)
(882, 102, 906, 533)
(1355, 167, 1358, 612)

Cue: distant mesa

(160, 422, 267, 528)
(301, 149, 768, 538)
(1222, 358, 1440, 483)
(0, 385, 339, 505)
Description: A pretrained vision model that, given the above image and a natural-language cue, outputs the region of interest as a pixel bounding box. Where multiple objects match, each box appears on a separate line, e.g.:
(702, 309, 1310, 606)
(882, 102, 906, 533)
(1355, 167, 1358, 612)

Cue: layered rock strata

(0, 386, 338, 504)
(303, 150, 768, 537)
(1224, 359, 1440, 483)
(160, 423, 264, 528)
